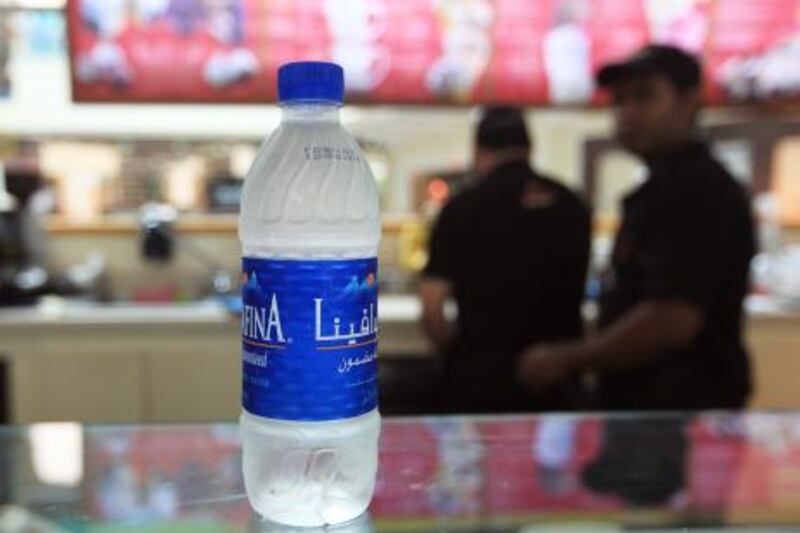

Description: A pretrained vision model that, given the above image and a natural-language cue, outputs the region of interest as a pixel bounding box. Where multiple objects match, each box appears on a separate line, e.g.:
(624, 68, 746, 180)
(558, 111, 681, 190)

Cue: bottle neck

(281, 103, 341, 123)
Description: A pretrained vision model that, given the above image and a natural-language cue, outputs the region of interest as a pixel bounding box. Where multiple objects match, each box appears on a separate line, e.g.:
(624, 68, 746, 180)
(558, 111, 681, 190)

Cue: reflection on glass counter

(4, 412, 800, 531)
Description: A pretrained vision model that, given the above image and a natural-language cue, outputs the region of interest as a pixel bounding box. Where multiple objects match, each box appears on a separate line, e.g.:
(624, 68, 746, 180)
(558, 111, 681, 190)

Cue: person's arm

(573, 299, 702, 370)
(518, 299, 702, 391)
(419, 201, 460, 356)
(519, 177, 724, 390)
(418, 277, 455, 355)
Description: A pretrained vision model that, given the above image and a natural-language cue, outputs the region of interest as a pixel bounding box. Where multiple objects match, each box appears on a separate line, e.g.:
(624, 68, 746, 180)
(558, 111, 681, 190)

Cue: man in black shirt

(518, 45, 755, 410)
(420, 107, 591, 413)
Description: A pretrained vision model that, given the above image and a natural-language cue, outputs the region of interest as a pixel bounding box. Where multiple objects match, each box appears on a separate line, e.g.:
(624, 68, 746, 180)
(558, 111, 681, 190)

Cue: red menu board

(706, 0, 800, 103)
(67, 0, 800, 105)
(68, 0, 273, 102)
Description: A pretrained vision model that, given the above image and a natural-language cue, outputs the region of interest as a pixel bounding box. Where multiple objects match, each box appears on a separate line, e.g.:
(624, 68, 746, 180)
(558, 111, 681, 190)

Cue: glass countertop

(2, 412, 800, 532)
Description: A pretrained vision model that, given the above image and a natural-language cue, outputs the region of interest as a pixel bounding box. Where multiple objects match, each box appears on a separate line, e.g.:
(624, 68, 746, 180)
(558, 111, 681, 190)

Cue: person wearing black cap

(518, 45, 756, 410)
(419, 106, 591, 413)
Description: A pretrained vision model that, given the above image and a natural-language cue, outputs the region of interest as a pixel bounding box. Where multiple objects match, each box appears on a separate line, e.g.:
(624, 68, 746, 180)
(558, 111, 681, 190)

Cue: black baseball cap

(476, 106, 531, 151)
(597, 44, 702, 91)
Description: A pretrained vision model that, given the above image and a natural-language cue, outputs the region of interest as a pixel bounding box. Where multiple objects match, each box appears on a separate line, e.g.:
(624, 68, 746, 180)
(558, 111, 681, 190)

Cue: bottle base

(251, 496, 370, 528)
(256, 509, 373, 532)
(240, 409, 380, 528)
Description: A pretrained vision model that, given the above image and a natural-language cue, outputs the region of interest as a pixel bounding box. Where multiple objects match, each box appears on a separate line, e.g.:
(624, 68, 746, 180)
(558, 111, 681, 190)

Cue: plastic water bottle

(239, 62, 381, 527)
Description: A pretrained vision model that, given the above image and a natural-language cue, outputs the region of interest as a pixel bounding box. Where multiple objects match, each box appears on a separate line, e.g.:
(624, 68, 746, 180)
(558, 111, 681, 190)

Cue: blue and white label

(241, 257, 379, 421)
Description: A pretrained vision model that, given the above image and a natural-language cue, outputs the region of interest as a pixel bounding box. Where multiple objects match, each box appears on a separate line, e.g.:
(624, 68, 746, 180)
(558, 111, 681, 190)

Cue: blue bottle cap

(277, 62, 344, 105)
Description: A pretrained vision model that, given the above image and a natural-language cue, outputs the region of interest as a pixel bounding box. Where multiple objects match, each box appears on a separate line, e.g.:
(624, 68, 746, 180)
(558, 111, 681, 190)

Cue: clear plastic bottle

(239, 62, 381, 527)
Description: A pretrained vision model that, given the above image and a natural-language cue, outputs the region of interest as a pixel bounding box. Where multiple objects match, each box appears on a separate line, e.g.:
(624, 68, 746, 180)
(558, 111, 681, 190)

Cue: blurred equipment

(0, 162, 48, 305)
(0, 506, 66, 533)
(139, 202, 176, 262)
(205, 174, 243, 212)
(138, 202, 233, 296)
(753, 245, 800, 307)
(0, 161, 107, 306)
(413, 168, 471, 217)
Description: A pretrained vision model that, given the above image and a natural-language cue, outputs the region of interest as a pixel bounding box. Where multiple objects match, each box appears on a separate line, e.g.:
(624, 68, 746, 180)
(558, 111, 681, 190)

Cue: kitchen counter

(1, 295, 799, 423)
(0, 294, 430, 356)
(4, 411, 800, 531)
(0, 295, 432, 424)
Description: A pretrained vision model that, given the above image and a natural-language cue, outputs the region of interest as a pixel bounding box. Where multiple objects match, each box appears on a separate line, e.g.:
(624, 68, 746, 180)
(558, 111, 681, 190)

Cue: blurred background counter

(1, 294, 799, 423)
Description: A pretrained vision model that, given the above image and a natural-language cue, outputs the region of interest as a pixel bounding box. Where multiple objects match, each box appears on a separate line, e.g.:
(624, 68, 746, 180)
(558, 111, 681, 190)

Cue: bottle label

(241, 257, 379, 421)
